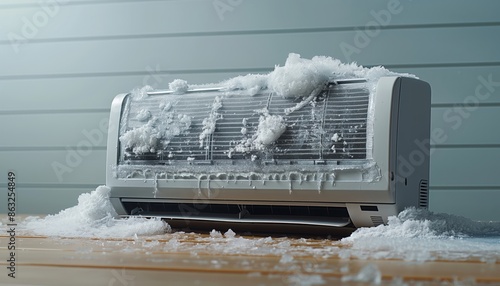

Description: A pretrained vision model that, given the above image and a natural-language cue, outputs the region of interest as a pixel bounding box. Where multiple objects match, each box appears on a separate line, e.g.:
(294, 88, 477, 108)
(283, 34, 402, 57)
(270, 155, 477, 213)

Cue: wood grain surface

(1, 231, 500, 285)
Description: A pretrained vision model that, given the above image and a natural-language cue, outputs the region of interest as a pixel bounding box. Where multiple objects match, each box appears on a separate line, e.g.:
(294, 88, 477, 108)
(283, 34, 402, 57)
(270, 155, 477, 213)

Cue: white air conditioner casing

(106, 76, 431, 233)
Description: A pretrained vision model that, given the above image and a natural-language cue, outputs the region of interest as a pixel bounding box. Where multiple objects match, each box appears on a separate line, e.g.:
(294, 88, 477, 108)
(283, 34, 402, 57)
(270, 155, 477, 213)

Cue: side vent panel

(370, 216, 384, 226)
(419, 179, 429, 208)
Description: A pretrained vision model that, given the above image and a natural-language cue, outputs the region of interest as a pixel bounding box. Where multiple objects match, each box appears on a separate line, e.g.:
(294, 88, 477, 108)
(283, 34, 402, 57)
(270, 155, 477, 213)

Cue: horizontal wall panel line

(2, 22, 500, 46)
(0, 146, 107, 152)
(430, 186, 500, 191)
(0, 0, 168, 9)
(2, 61, 500, 81)
(0, 68, 273, 81)
(432, 103, 500, 108)
(0, 108, 110, 115)
(430, 144, 500, 149)
(0, 182, 101, 189)
(385, 61, 500, 69)
(0, 22, 500, 45)
(2, 29, 353, 45)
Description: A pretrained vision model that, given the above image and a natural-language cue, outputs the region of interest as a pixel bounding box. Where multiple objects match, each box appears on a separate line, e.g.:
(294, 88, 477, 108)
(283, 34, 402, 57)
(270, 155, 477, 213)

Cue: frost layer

(120, 111, 192, 155)
(118, 53, 414, 181)
(21, 185, 170, 238)
(119, 121, 161, 154)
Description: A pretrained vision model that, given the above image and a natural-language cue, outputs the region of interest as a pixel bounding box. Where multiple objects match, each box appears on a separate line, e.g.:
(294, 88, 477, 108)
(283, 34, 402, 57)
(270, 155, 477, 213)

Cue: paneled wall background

(1, 0, 499, 221)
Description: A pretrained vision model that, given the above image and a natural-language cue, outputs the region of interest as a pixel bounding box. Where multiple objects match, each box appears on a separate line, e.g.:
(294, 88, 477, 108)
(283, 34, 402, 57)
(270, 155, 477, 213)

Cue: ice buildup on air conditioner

(105, 54, 431, 233)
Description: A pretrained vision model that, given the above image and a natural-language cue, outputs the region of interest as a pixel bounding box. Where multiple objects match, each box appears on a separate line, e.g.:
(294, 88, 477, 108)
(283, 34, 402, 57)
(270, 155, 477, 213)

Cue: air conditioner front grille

(119, 82, 370, 172)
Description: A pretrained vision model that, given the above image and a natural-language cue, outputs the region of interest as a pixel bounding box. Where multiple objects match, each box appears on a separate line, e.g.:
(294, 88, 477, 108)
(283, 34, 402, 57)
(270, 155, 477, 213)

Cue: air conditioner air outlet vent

(121, 201, 351, 227)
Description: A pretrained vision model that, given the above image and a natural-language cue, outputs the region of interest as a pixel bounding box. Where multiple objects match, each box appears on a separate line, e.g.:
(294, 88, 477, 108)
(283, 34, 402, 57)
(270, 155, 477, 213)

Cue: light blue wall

(1, 0, 499, 221)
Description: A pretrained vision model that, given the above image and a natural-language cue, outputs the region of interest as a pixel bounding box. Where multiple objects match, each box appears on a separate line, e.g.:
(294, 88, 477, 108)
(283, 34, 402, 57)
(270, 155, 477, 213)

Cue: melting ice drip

(117, 167, 349, 197)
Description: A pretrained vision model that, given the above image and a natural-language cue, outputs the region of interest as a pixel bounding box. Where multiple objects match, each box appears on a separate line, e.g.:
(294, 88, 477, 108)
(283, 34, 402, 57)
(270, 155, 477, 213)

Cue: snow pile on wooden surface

(341, 207, 500, 262)
(345, 207, 500, 240)
(20, 186, 170, 238)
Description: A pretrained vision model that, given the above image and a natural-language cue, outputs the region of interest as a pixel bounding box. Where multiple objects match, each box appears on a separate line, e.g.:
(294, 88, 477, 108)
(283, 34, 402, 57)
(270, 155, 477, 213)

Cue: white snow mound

(254, 115, 287, 147)
(21, 185, 170, 238)
(168, 79, 189, 94)
(221, 74, 268, 96)
(268, 53, 330, 98)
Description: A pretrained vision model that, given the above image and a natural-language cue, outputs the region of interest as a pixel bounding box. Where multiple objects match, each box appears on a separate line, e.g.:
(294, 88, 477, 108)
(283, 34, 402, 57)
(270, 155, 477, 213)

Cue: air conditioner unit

(106, 75, 430, 233)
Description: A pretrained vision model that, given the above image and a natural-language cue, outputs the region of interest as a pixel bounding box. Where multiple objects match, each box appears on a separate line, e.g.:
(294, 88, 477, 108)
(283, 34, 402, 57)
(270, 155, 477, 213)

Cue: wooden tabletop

(1, 230, 500, 286)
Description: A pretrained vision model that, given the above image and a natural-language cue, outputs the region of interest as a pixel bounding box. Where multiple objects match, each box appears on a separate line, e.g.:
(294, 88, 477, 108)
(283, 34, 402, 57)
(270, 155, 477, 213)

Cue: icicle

(153, 173, 159, 198)
(288, 172, 300, 193)
(317, 173, 324, 194)
(197, 175, 203, 196)
(207, 175, 212, 198)
(330, 173, 336, 186)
